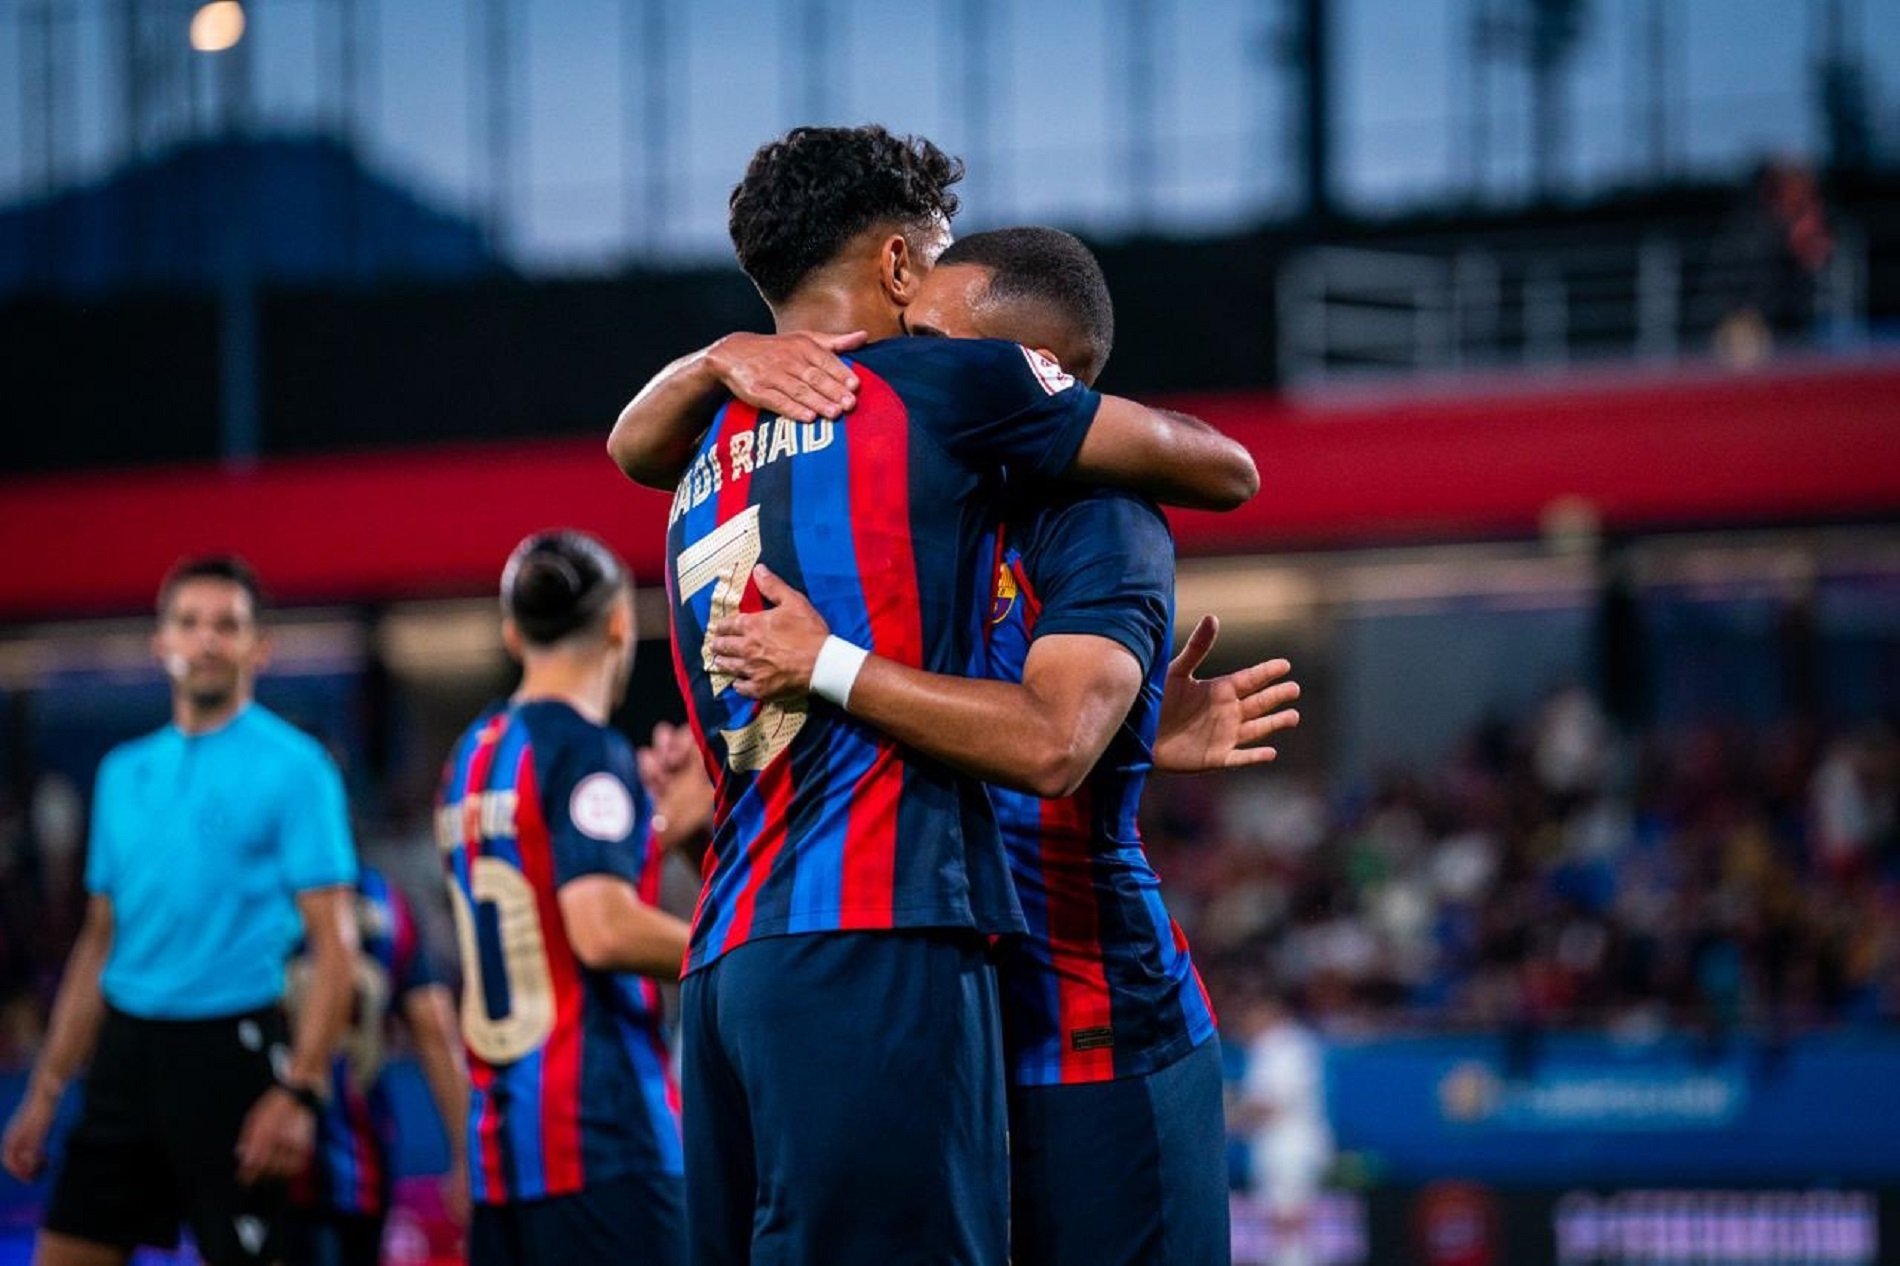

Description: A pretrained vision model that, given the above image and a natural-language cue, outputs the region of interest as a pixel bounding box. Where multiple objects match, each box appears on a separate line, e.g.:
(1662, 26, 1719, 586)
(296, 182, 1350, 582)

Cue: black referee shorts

(45, 1004, 290, 1266)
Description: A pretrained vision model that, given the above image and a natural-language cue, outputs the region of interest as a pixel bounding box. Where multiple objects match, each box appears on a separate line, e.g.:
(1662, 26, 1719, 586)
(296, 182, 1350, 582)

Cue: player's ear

(500, 618, 525, 662)
(880, 232, 925, 307)
(606, 597, 634, 648)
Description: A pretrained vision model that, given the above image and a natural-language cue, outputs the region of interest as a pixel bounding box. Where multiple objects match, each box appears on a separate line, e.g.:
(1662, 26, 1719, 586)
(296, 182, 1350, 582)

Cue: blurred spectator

(1232, 995, 1334, 1266)
(1713, 159, 1835, 367)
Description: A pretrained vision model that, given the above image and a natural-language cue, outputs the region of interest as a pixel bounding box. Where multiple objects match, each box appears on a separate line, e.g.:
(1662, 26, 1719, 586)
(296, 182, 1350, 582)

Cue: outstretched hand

(1153, 615, 1301, 774)
(709, 566, 834, 702)
(706, 330, 868, 423)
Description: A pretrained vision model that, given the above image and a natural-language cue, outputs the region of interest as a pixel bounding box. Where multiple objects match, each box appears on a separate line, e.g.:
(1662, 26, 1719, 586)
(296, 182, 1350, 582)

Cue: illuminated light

(189, 1, 246, 53)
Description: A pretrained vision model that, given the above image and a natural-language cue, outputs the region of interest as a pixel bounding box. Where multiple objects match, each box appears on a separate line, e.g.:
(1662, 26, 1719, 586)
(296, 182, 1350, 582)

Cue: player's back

(983, 485, 1218, 1085)
(665, 335, 1102, 972)
(436, 700, 681, 1205)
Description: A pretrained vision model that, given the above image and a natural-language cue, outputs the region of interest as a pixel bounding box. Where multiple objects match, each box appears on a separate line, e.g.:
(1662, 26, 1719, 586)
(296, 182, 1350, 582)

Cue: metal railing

(1277, 223, 1871, 387)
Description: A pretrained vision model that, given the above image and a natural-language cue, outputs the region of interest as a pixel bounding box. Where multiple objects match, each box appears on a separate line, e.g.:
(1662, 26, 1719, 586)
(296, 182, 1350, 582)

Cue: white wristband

(809, 635, 870, 708)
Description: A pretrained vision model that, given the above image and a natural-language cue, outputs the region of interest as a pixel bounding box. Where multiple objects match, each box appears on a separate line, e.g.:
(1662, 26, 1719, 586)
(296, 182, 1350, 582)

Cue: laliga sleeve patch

(1019, 344, 1075, 395)
(569, 773, 635, 842)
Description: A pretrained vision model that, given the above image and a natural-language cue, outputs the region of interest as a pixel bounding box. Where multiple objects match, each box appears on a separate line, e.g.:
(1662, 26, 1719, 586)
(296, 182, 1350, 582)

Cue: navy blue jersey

(984, 488, 1218, 1086)
(436, 700, 682, 1204)
(291, 867, 438, 1217)
(665, 338, 1101, 973)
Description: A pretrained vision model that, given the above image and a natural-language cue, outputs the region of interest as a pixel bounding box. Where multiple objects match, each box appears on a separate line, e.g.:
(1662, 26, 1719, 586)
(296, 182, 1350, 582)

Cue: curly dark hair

(728, 125, 965, 305)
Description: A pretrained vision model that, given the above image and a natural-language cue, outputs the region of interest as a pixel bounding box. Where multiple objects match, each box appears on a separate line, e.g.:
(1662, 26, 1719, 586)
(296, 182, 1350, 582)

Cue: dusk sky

(1, 0, 1893, 267)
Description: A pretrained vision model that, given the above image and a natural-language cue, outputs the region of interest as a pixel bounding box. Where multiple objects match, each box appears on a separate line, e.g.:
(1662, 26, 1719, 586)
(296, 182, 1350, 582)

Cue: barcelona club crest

(990, 562, 1019, 625)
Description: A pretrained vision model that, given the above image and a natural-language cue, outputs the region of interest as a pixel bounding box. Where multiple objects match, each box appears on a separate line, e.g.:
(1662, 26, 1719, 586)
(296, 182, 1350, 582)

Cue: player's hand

(1, 1083, 58, 1182)
(234, 1086, 316, 1185)
(1153, 615, 1301, 773)
(708, 565, 831, 701)
(440, 1156, 472, 1227)
(706, 330, 866, 424)
(639, 721, 715, 850)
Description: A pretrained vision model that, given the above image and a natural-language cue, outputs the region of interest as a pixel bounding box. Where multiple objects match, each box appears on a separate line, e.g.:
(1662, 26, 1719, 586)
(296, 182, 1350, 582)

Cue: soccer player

(706, 228, 1296, 1264)
(436, 530, 689, 1266)
(0, 556, 360, 1266)
(608, 126, 1259, 1266)
(284, 866, 470, 1266)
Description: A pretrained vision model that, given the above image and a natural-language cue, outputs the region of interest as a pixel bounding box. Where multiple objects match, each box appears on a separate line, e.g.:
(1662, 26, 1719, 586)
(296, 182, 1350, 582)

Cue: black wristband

(277, 1078, 325, 1116)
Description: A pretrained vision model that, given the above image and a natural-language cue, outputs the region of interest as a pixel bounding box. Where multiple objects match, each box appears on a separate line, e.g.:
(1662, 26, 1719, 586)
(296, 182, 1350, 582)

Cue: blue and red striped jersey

(984, 487, 1219, 1086)
(292, 867, 438, 1217)
(665, 337, 1101, 974)
(436, 699, 683, 1204)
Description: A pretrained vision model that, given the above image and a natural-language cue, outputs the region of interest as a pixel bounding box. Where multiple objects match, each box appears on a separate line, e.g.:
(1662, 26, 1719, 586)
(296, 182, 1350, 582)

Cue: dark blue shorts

(679, 929, 1009, 1266)
(1008, 1037, 1229, 1266)
(468, 1172, 684, 1266)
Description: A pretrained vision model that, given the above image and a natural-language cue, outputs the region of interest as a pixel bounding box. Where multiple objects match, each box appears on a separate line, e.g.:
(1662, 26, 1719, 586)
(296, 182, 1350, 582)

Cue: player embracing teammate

(613, 125, 1295, 1265)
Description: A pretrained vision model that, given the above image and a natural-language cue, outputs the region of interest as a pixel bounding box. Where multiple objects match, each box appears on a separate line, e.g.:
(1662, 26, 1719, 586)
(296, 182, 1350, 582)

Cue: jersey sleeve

(542, 730, 655, 891)
(892, 338, 1103, 478)
(1020, 492, 1175, 678)
(82, 754, 122, 897)
(280, 746, 359, 892)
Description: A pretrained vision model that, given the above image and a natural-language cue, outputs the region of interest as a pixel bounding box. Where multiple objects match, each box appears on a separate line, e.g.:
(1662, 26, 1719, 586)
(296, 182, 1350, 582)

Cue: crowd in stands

(1147, 690, 1900, 1042)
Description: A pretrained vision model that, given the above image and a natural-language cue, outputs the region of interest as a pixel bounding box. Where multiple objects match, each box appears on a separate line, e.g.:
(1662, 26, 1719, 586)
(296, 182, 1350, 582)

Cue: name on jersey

(667, 417, 836, 526)
(434, 790, 519, 850)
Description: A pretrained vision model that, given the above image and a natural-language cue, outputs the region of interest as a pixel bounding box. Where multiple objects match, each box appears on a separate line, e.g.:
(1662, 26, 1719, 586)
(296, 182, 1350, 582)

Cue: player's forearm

(559, 879, 691, 979)
(1071, 399, 1259, 511)
(607, 348, 726, 489)
(845, 660, 1099, 800)
(586, 904, 690, 978)
(287, 888, 360, 1087)
(29, 910, 111, 1102)
(404, 987, 470, 1164)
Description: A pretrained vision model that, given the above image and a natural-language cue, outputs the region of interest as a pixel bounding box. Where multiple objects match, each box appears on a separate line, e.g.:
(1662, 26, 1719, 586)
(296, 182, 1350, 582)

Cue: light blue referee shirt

(85, 703, 358, 1019)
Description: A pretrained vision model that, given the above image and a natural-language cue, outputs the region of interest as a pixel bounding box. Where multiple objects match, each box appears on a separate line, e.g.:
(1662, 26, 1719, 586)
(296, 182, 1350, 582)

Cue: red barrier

(3, 358, 1897, 618)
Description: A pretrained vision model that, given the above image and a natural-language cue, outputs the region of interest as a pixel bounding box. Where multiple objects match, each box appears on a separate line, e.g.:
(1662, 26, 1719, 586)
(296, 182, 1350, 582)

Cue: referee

(1, 556, 360, 1266)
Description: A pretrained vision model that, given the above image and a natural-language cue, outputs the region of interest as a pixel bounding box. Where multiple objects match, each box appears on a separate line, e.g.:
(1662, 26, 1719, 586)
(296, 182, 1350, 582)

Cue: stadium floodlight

(189, 1, 246, 53)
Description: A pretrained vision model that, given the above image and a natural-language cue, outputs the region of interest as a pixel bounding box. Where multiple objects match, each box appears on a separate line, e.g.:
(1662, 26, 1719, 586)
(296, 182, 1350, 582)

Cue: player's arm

(237, 884, 359, 1183)
(239, 749, 362, 1183)
(1069, 401, 1259, 511)
(607, 331, 866, 488)
(711, 568, 1138, 798)
(1, 894, 113, 1181)
(558, 878, 691, 979)
(399, 984, 470, 1225)
(548, 738, 691, 979)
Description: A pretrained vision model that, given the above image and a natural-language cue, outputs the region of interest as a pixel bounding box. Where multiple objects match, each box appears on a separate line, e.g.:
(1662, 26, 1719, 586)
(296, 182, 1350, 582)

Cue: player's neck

(173, 691, 249, 736)
(514, 659, 613, 726)
(772, 288, 900, 341)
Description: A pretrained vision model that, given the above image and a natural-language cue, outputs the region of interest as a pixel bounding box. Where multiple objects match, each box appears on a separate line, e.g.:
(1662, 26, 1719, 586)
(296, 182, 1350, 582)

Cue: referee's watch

(276, 1076, 326, 1116)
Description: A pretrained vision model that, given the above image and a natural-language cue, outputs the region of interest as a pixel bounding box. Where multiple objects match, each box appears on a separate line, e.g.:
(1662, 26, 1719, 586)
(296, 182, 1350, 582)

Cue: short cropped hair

(157, 555, 264, 620)
(729, 125, 965, 305)
(937, 227, 1115, 382)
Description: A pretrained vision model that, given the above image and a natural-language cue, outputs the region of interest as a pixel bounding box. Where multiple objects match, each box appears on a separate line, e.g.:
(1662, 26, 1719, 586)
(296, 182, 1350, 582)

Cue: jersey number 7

(676, 504, 808, 773)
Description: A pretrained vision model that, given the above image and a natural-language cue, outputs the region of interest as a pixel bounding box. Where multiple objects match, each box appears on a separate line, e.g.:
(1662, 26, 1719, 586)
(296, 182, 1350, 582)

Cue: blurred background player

(611, 124, 1259, 1266)
(1234, 994, 1335, 1266)
(437, 531, 689, 1266)
(284, 865, 469, 1266)
(0, 556, 360, 1266)
(705, 226, 1301, 1265)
